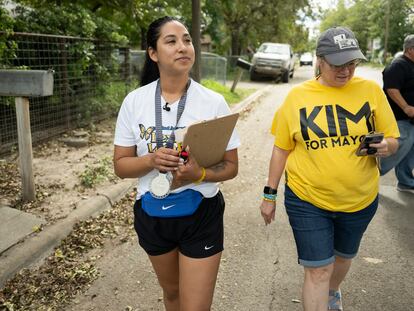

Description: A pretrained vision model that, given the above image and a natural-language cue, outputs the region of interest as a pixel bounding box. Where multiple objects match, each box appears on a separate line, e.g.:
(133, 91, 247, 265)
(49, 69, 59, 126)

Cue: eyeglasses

(323, 58, 360, 71)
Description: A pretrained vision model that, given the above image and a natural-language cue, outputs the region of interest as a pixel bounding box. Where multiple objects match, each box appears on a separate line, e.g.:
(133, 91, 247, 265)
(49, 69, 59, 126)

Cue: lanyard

(154, 79, 191, 149)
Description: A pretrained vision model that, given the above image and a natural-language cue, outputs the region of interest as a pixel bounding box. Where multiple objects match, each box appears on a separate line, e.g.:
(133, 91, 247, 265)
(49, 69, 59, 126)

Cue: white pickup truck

(250, 42, 295, 83)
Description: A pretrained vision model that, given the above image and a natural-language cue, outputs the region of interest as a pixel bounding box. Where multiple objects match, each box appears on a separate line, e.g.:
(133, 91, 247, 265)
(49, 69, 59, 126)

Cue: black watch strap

(263, 186, 277, 195)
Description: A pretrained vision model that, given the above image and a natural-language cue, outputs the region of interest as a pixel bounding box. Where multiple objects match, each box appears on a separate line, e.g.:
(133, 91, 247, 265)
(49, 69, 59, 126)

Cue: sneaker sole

(397, 187, 414, 194)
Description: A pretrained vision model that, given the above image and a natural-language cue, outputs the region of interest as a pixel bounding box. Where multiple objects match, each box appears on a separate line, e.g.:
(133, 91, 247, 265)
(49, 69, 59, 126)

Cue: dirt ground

(0, 118, 121, 223)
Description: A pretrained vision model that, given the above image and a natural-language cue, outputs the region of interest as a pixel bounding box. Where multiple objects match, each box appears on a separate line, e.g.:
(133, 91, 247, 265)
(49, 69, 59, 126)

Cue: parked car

(299, 52, 313, 66)
(250, 42, 295, 83)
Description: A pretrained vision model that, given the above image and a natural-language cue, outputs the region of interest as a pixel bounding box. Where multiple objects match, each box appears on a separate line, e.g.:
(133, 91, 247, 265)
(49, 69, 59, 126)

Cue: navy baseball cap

(316, 27, 367, 66)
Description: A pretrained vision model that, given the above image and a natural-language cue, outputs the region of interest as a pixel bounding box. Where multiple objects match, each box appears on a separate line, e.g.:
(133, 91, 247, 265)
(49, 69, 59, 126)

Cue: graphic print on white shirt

(139, 124, 185, 153)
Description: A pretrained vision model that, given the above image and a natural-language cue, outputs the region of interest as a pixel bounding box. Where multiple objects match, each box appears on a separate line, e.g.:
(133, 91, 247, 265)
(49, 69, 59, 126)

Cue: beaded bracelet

(263, 193, 277, 202)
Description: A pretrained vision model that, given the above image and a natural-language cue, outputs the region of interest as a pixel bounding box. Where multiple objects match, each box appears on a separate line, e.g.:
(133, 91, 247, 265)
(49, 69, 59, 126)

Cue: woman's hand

(150, 147, 180, 172)
(370, 137, 399, 158)
(260, 200, 276, 225)
(171, 147, 203, 189)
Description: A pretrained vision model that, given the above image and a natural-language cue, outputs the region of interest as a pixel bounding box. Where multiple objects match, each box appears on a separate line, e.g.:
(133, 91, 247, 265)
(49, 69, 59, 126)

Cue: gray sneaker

(397, 184, 414, 194)
(328, 289, 343, 310)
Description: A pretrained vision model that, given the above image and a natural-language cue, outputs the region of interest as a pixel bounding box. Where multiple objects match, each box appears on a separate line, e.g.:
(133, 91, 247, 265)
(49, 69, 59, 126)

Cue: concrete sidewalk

(0, 179, 135, 287)
(0, 84, 272, 289)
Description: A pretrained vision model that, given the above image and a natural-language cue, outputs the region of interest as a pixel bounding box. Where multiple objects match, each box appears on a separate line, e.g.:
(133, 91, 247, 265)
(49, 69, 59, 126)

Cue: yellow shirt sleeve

(271, 96, 295, 150)
(373, 84, 400, 138)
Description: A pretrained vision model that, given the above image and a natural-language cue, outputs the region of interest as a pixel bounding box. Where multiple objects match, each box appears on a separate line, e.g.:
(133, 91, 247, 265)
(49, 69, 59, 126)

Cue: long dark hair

(140, 16, 183, 86)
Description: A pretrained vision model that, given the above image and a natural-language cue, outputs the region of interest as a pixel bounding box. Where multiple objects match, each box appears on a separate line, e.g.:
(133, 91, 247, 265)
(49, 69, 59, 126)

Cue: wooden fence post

(0, 69, 54, 202)
(15, 97, 35, 201)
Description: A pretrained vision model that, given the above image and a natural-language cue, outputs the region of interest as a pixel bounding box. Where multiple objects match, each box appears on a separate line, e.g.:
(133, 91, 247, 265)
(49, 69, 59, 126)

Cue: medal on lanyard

(149, 171, 173, 199)
(149, 79, 190, 199)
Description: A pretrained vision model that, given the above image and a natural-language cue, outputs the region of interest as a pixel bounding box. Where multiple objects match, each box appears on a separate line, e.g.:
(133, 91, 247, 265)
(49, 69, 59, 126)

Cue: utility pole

(383, 0, 390, 64)
(191, 0, 201, 82)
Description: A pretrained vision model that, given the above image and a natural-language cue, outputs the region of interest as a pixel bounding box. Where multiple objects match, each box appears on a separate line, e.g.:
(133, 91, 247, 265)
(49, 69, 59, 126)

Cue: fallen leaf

(363, 257, 383, 264)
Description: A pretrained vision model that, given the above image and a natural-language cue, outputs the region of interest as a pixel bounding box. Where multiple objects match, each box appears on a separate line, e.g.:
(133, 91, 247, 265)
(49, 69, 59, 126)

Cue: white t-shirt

(114, 79, 241, 199)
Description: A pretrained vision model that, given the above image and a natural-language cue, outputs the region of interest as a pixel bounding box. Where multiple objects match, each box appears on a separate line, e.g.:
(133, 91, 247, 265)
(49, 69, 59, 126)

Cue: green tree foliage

(10, 2, 127, 81)
(13, 4, 97, 37)
(12, 1, 127, 43)
(0, 0, 16, 67)
(319, 0, 414, 56)
(205, 0, 310, 55)
(0, 0, 14, 33)
(4, 0, 314, 56)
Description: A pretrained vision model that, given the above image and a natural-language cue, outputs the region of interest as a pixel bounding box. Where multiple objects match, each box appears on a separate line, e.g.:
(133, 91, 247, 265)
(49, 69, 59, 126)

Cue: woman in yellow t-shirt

(259, 27, 399, 311)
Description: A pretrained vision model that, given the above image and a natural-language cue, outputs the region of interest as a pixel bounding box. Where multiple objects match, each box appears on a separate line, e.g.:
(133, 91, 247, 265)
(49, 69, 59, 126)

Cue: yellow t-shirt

(271, 77, 400, 212)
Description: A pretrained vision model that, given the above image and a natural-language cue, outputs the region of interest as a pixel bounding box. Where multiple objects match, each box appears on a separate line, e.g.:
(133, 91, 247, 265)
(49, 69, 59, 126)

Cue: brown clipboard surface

(179, 113, 239, 167)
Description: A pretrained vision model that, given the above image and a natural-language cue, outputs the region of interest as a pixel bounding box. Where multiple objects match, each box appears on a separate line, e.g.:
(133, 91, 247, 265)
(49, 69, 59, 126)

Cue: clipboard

(176, 113, 239, 167)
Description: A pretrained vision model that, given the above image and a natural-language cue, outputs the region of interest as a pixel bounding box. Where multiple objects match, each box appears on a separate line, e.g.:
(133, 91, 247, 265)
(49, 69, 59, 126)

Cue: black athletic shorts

(133, 191, 225, 258)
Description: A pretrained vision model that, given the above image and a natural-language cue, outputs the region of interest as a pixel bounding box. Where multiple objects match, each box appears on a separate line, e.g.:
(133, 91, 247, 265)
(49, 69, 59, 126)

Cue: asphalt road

(66, 65, 413, 311)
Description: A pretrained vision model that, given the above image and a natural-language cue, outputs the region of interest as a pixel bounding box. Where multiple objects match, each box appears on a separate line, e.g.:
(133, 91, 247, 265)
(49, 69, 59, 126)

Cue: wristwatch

(263, 186, 277, 195)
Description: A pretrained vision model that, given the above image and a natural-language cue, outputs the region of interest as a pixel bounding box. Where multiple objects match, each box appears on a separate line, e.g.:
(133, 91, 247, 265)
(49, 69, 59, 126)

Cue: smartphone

(355, 133, 384, 156)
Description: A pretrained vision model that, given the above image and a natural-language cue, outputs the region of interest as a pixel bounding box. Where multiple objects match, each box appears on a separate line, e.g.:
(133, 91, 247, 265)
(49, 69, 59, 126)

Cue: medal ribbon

(155, 79, 191, 149)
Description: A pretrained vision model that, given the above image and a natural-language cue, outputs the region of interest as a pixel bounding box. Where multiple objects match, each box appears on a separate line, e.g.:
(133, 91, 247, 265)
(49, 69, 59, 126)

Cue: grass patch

(79, 156, 115, 188)
(226, 68, 251, 82)
(201, 79, 256, 105)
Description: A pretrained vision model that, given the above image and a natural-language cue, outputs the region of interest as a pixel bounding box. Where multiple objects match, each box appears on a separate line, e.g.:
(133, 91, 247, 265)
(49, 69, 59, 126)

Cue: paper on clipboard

(175, 113, 239, 167)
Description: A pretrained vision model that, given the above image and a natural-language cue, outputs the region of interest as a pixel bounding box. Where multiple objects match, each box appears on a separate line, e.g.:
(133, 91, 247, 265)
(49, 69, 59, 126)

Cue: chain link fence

(225, 55, 252, 82)
(0, 32, 135, 154)
(201, 52, 227, 85)
(117, 49, 227, 85)
(0, 32, 228, 155)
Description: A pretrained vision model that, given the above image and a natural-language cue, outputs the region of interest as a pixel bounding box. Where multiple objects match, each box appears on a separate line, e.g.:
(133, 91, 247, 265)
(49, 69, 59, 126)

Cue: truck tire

(282, 70, 289, 83)
(250, 70, 259, 81)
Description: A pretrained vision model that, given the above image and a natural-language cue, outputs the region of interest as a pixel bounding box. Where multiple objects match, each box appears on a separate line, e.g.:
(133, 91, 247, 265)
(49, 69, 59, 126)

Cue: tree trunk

(231, 30, 240, 56)
(191, 0, 202, 82)
(140, 27, 146, 50)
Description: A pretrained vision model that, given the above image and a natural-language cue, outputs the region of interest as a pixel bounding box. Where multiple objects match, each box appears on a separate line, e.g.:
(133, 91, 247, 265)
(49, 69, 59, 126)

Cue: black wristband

(263, 186, 277, 195)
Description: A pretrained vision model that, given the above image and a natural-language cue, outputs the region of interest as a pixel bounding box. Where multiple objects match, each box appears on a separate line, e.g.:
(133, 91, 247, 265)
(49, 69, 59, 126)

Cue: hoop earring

(315, 66, 321, 78)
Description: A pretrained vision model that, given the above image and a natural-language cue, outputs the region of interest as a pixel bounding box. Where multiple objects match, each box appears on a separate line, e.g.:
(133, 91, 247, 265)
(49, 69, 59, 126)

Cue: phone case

(355, 133, 384, 156)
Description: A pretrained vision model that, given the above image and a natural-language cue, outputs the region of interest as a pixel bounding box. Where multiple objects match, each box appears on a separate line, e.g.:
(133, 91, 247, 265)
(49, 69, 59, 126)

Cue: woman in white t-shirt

(113, 16, 240, 310)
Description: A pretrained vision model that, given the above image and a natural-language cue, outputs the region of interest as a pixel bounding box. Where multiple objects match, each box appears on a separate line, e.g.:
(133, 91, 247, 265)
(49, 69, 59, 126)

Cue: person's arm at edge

(260, 145, 290, 225)
(385, 88, 414, 118)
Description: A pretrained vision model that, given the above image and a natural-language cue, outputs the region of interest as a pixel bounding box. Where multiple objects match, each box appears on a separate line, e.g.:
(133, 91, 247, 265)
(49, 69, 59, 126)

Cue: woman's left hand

(171, 148, 204, 189)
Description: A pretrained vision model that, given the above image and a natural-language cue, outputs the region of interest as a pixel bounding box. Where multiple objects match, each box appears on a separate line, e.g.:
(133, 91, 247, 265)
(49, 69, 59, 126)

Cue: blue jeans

(380, 120, 414, 188)
(284, 185, 378, 268)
